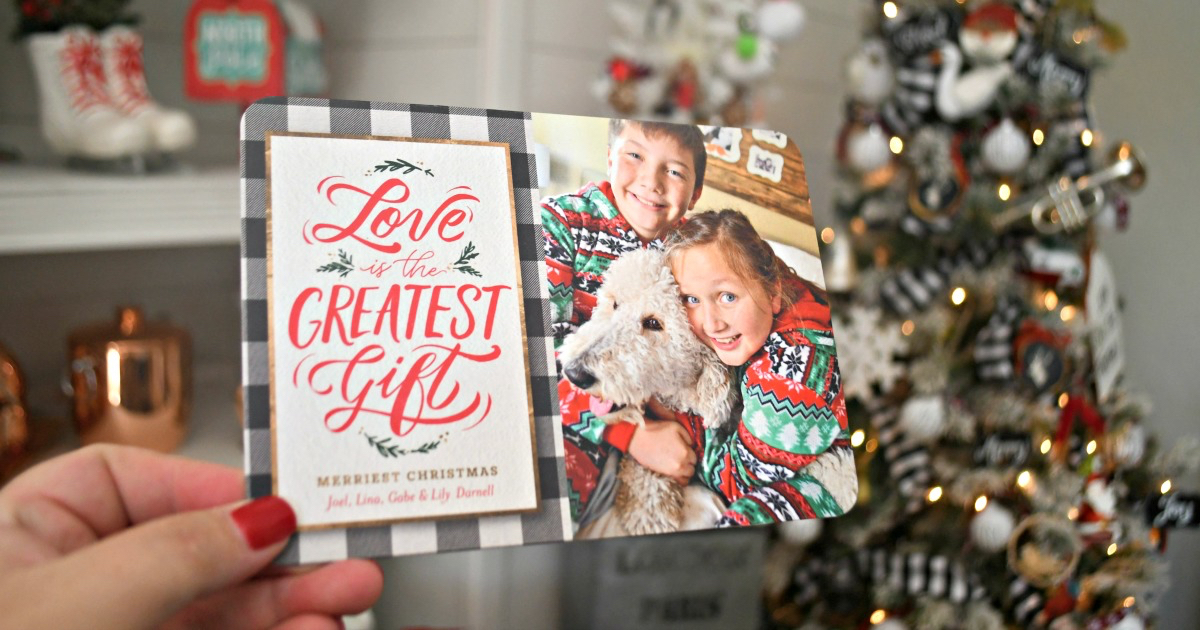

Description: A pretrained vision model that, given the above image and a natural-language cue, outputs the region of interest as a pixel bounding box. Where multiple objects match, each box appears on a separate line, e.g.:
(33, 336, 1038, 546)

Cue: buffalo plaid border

(240, 98, 569, 563)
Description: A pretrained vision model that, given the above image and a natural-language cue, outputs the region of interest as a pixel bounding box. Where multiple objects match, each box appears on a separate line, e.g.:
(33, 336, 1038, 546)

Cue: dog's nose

(564, 364, 597, 390)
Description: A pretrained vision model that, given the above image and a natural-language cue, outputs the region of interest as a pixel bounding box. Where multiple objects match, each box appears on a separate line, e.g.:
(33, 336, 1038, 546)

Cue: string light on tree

(1017, 470, 1032, 488)
(851, 429, 866, 447)
(763, 2, 1185, 627)
(1161, 479, 1172, 494)
(950, 287, 967, 306)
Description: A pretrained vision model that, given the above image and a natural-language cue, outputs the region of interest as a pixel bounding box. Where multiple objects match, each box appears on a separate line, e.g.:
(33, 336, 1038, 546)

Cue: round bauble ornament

(720, 42, 775, 81)
(757, 0, 805, 41)
(736, 32, 759, 60)
(846, 124, 892, 173)
(981, 118, 1031, 175)
(777, 518, 822, 547)
(971, 503, 1016, 553)
(1111, 612, 1145, 630)
(847, 39, 894, 106)
(1113, 423, 1147, 467)
(898, 394, 946, 442)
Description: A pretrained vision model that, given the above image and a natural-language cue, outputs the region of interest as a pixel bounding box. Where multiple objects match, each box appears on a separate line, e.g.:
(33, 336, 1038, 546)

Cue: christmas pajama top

(542, 180, 672, 521)
(677, 278, 850, 526)
(544, 183, 848, 525)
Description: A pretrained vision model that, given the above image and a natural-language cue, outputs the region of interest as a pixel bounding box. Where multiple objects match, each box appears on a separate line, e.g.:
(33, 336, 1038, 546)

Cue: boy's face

(672, 243, 780, 367)
(608, 124, 702, 242)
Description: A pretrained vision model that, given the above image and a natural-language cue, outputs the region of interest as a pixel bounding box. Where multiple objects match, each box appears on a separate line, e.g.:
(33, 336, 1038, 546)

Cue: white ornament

(719, 40, 777, 81)
(26, 26, 151, 159)
(832, 307, 908, 401)
(971, 503, 1016, 553)
(898, 395, 946, 442)
(100, 26, 197, 153)
(757, 1, 805, 41)
(1111, 613, 1145, 630)
(778, 518, 822, 547)
(847, 39, 895, 106)
(1114, 424, 1147, 467)
(981, 118, 1031, 175)
(847, 124, 892, 173)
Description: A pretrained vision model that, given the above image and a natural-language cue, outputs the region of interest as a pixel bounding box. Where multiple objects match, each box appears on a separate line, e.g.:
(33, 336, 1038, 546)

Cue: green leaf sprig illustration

(364, 432, 443, 458)
(451, 241, 482, 277)
(373, 158, 434, 177)
(317, 249, 354, 278)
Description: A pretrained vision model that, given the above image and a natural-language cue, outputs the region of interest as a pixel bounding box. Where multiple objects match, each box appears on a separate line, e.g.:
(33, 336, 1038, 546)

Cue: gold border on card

(264, 130, 541, 532)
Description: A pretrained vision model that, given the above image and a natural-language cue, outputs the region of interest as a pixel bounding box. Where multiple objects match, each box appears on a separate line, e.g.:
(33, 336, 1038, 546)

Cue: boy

(541, 119, 707, 528)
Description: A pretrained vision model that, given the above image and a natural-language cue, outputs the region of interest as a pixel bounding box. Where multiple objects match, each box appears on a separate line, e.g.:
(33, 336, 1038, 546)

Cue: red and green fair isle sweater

(545, 182, 849, 525)
(676, 277, 851, 526)
(542, 181, 671, 521)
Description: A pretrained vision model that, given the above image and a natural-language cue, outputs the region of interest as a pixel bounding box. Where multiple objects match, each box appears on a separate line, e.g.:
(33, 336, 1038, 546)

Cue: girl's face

(672, 243, 781, 366)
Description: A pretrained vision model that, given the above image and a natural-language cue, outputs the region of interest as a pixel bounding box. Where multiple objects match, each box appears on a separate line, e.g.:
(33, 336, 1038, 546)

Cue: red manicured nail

(231, 496, 296, 550)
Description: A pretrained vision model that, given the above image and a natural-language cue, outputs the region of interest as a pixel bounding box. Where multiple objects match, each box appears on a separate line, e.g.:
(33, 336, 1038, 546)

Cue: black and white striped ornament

(879, 240, 997, 316)
(882, 53, 938, 136)
(975, 295, 1024, 381)
(869, 399, 932, 512)
(857, 548, 988, 603)
(1011, 0, 1055, 69)
(1009, 577, 1044, 626)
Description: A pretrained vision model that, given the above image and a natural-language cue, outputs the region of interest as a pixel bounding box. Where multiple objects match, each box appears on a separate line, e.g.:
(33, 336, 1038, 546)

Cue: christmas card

(241, 98, 856, 563)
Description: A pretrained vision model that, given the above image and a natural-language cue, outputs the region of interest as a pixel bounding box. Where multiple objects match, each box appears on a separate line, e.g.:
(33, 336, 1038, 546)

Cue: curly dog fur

(559, 249, 735, 535)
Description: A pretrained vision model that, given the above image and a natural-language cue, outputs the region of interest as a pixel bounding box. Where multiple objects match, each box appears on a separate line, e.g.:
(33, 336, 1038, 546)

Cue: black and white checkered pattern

(879, 240, 996, 316)
(867, 399, 931, 513)
(240, 98, 569, 563)
(1009, 577, 1044, 625)
(858, 548, 987, 603)
(882, 54, 938, 136)
(975, 295, 1024, 381)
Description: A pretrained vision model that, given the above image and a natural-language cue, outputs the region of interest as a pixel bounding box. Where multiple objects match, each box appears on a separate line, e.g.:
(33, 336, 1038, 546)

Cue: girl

(665, 209, 855, 526)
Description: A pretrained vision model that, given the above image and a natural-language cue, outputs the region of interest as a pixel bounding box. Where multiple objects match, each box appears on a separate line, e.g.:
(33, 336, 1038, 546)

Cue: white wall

(1, 0, 1195, 627)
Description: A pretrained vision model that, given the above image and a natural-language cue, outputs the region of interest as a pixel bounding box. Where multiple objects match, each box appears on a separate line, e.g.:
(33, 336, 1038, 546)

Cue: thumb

(14, 496, 296, 630)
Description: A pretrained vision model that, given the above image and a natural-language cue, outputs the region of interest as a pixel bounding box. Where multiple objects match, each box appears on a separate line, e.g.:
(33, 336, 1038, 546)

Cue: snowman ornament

(934, 2, 1020, 121)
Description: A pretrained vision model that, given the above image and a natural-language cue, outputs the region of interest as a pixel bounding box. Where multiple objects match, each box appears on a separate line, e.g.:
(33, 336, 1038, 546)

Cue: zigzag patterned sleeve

(540, 195, 578, 353)
(698, 324, 851, 525)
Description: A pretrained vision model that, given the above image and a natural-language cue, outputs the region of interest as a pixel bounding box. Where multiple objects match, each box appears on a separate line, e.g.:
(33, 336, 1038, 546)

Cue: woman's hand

(0, 444, 382, 630)
(626, 419, 697, 485)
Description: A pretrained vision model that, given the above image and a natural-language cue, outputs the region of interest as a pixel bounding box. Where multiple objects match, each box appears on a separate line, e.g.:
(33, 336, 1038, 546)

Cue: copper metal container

(0, 342, 29, 469)
(66, 306, 191, 452)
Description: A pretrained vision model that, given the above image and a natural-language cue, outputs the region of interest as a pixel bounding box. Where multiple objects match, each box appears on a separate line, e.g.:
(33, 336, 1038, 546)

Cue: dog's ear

(691, 353, 735, 430)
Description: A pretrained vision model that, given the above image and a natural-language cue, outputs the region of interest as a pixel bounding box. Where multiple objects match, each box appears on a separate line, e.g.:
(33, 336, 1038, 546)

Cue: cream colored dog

(559, 249, 736, 535)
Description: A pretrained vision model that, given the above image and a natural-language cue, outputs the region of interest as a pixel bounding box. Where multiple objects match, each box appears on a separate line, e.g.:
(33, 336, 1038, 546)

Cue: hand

(0, 444, 383, 629)
(626, 419, 697, 485)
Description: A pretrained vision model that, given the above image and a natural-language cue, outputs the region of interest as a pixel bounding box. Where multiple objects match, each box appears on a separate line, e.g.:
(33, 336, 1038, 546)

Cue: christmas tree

(594, 0, 807, 126)
(761, 1, 1200, 629)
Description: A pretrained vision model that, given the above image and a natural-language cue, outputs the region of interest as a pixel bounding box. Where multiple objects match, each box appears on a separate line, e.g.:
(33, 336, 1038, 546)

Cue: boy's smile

(608, 125, 702, 242)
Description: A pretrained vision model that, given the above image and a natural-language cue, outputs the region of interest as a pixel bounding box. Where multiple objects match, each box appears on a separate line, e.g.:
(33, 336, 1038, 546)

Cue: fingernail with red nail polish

(232, 496, 296, 550)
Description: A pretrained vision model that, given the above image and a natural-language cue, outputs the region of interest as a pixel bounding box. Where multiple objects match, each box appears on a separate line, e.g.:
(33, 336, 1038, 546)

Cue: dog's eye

(642, 316, 662, 331)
